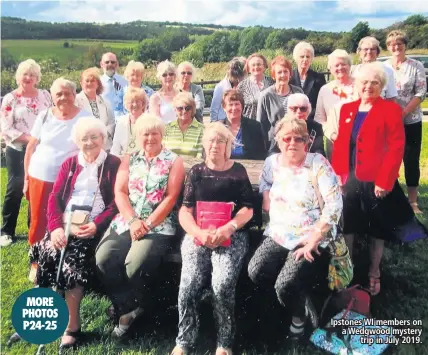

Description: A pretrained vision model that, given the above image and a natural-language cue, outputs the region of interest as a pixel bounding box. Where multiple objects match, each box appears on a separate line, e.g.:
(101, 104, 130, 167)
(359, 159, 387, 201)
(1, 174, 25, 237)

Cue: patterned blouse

(88, 100, 100, 119)
(0, 89, 52, 151)
(385, 58, 427, 125)
(259, 153, 343, 250)
(237, 76, 275, 120)
(110, 148, 178, 236)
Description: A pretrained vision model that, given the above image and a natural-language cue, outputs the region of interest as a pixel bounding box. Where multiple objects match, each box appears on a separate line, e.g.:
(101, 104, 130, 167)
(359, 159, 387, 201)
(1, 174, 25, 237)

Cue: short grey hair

(357, 36, 381, 56)
(354, 62, 387, 90)
(293, 41, 315, 62)
(50, 77, 77, 96)
(328, 49, 352, 71)
(72, 116, 108, 145)
(16, 59, 41, 86)
(135, 113, 165, 137)
(177, 61, 196, 74)
(173, 92, 197, 117)
(202, 122, 235, 160)
(287, 93, 312, 115)
(156, 60, 177, 80)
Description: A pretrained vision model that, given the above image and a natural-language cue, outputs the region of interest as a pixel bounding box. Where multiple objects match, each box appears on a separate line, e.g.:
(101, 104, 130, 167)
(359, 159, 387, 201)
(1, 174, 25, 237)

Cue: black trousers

(404, 122, 422, 187)
(1, 147, 26, 237)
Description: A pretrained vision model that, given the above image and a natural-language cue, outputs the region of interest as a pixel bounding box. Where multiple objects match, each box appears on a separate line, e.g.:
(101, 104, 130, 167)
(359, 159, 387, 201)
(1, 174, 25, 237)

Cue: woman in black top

(171, 122, 254, 355)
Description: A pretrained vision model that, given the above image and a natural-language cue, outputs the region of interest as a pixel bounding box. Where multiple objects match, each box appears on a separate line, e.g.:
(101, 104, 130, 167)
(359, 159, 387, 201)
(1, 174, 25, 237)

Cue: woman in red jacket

(332, 62, 414, 296)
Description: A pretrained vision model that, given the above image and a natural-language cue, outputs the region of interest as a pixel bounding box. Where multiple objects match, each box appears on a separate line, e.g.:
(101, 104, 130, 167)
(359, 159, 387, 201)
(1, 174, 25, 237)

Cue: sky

(1, 0, 427, 32)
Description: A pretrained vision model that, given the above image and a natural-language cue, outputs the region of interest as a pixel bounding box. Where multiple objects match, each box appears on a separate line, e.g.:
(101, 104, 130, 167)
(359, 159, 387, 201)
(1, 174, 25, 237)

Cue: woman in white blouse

(0, 59, 52, 247)
(111, 88, 148, 158)
(75, 67, 115, 150)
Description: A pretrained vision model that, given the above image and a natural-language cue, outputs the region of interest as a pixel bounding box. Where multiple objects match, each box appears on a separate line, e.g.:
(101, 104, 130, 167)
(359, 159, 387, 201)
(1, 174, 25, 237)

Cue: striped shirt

(237, 76, 275, 120)
(163, 119, 204, 158)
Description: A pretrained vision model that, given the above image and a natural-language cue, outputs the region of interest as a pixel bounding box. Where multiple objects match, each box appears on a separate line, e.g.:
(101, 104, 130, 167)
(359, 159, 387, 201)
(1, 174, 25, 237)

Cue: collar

(139, 147, 165, 164)
(170, 119, 201, 129)
(78, 149, 107, 168)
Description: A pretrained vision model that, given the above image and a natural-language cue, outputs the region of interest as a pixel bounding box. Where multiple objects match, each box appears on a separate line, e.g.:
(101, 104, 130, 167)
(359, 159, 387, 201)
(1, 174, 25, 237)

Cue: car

(377, 54, 428, 76)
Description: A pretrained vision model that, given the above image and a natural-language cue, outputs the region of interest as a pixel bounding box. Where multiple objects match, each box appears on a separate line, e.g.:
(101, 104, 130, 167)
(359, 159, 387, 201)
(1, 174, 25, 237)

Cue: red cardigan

(331, 98, 405, 191)
(47, 153, 120, 236)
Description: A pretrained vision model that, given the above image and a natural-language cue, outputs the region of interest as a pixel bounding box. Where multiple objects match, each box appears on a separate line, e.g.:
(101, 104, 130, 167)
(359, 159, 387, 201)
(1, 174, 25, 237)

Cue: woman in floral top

(95, 114, 185, 338)
(248, 117, 342, 340)
(0, 59, 52, 247)
(385, 30, 427, 214)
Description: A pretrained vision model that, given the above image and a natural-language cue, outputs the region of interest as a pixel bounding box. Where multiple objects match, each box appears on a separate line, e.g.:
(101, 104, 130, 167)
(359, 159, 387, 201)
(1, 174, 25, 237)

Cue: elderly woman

(163, 92, 204, 158)
(315, 49, 357, 160)
(385, 30, 427, 214)
(211, 57, 247, 122)
(237, 53, 274, 120)
(149, 60, 180, 124)
(176, 61, 205, 122)
(30, 117, 120, 352)
(249, 117, 342, 339)
(257, 56, 303, 152)
(171, 122, 254, 355)
(222, 89, 266, 160)
(0, 59, 52, 247)
(351, 36, 397, 101)
(289, 41, 327, 121)
(75, 67, 115, 150)
(332, 62, 413, 295)
(96, 114, 185, 338)
(269, 93, 325, 156)
(110, 88, 148, 158)
(115, 60, 154, 117)
(24, 78, 90, 247)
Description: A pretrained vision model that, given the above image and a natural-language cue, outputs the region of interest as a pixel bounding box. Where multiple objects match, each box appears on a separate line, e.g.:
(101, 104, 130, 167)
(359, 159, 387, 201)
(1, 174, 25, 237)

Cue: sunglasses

(282, 136, 306, 144)
(176, 105, 192, 112)
(289, 106, 309, 113)
(181, 71, 192, 75)
(104, 61, 116, 64)
(162, 72, 175, 77)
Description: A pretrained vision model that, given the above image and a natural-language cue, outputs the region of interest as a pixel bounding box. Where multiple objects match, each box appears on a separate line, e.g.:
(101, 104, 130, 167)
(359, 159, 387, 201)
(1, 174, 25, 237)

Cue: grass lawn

(1, 125, 428, 354)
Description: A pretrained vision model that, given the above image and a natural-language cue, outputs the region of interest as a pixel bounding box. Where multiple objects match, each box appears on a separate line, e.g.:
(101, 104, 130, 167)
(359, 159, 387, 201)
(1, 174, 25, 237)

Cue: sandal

(369, 276, 381, 296)
(216, 347, 232, 355)
(111, 307, 143, 338)
(410, 202, 423, 214)
(171, 345, 187, 355)
(58, 329, 82, 354)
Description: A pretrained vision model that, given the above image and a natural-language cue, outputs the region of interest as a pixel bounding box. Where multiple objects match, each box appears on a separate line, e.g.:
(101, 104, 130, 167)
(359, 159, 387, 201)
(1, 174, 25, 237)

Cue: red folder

(195, 201, 234, 247)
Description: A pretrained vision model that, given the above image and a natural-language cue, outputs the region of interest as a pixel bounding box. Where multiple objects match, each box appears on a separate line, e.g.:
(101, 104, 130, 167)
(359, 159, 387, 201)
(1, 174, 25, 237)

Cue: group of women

(0, 28, 426, 354)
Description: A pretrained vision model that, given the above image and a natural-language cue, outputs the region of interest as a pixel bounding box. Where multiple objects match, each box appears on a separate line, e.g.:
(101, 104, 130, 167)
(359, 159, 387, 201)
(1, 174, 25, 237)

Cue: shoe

(410, 202, 423, 214)
(58, 329, 81, 354)
(305, 295, 319, 329)
(369, 275, 381, 296)
(0, 234, 14, 247)
(216, 347, 232, 355)
(111, 307, 143, 338)
(287, 319, 306, 340)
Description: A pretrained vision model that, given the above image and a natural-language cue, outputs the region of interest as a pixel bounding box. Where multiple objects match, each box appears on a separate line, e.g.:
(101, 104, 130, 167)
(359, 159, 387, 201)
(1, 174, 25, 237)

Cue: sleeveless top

(159, 96, 176, 124)
(110, 148, 178, 235)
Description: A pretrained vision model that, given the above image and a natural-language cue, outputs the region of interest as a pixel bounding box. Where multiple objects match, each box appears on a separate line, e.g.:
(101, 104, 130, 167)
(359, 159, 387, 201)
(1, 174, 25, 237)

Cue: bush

(63, 41, 69, 48)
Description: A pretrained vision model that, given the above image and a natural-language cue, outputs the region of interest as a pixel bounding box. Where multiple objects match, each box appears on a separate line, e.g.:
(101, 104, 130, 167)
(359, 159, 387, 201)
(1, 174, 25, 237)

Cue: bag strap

(90, 159, 105, 210)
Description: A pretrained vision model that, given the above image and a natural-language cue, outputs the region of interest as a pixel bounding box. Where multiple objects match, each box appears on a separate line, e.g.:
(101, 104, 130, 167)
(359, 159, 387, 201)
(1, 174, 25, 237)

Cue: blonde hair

(202, 122, 235, 160)
(15, 59, 41, 86)
(124, 60, 145, 81)
(354, 62, 387, 90)
(81, 67, 103, 95)
(135, 113, 165, 137)
(50, 77, 77, 96)
(293, 41, 315, 62)
(328, 49, 352, 70)
(173, 92, 196, 117)
(386, 30, 408, 47)
(357, 36, 381, 57)
(72, 116, 107, 145)
(124, 87, 148, 112)
(156, 60, 177, 80)
(177, 61, 196, 75)
(275, 115, 309, 141)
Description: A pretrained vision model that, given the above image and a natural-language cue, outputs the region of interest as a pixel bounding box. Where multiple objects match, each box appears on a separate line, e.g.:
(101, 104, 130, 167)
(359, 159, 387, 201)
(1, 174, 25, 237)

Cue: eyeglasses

(104, 61, 116, 64)
(181, 71, 192, 75)
(289, 106, 309, 113)
(176, 105, 192, 112)
(282, 136, 306, 144)
(208, 138, 227, 145)
(162, 72, 175, 77)
(81, 135, 101, 142)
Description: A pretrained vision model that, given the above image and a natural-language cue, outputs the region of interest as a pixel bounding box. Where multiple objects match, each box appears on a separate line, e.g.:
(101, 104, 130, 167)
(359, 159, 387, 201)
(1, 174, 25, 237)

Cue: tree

(238, 26, 272, 56)
(403, 14, 428, 27)
(134, 38, 171, 64)
(1, 48, 17, 70)
(350, 21, 370, 52)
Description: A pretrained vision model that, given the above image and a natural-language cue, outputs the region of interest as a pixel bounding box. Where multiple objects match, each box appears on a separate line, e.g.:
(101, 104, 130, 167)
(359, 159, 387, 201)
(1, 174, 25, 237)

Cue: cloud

(335, 0, 428, 15)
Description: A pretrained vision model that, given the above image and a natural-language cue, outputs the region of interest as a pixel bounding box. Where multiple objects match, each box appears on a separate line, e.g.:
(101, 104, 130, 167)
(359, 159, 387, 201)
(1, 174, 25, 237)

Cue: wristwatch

(127, 215, 139, 226)
(146, 220, 153, 231)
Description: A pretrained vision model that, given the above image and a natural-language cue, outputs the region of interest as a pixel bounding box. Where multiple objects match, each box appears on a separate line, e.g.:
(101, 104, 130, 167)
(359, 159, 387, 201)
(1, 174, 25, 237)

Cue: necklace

(128, 119, 136, 149)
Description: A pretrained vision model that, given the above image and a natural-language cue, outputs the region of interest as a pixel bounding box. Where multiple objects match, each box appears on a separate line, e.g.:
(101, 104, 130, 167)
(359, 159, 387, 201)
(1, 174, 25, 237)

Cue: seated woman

(96, 114, 185, 337)
(31, 116, 120, 352)
(163, 92, 205, 158)
(268, 93, 325, 156)
(222, 89, 266, 160)
(171, 122, 254, 355)
(248, 117, 342, 339)
(110, 87, 148, 158)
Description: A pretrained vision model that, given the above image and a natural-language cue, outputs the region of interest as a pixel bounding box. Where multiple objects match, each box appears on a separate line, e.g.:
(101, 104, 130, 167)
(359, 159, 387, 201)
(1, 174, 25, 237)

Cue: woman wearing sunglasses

(163, 92, 204, 158)
(249, 116, 342, 340)
(176, 61, 205, 123)
(149, 60, 179, 124)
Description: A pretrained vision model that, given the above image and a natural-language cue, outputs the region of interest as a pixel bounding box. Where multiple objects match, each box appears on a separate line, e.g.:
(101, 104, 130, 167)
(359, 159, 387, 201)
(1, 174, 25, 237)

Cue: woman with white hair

(176, 61, 205, 122)
(24, 78, 90, 247)
(290, 41, 327, 121)
(0, 59, 52, 247)
(149, 60, 180, 124)
(30, 116, 121, 352)
(171, 122, 254, 355)
(115, 60, 154, 117)
(315, 49, 357, 160)
(111, 87, 148, 158)
(96, 114, 185, 338)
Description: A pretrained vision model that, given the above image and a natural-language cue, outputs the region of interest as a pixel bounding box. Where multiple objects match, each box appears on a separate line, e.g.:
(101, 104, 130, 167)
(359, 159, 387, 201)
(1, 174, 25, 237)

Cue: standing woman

(237, 53, 274, 120)
(24, 78, 90, 247)
(176, 61, 205, 122)
(385, 30, 427, 214)
(290, 41, 327, 121)
(149, 60, 180, 124)
(75, 67, 115, 150)
(0, 59, 52, 247)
